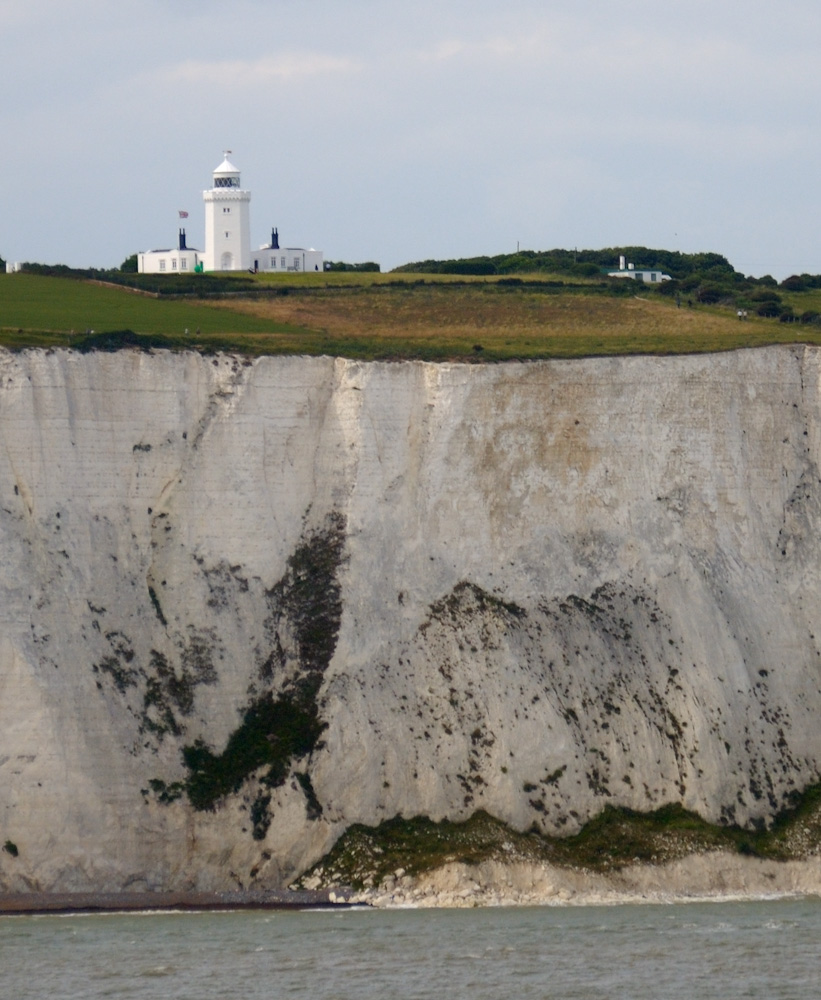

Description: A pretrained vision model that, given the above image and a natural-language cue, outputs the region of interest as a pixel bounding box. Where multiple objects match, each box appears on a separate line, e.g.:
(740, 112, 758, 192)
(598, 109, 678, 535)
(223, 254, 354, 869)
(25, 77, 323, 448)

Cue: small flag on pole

(179, 210, 189, 218)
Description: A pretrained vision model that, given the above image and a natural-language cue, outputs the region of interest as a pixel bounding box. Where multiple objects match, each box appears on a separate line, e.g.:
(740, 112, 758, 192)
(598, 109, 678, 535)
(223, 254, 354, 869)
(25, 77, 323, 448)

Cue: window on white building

(281, 257, 286, 268)
(294, 259, 300, 271)
(172, 259, 177, 270)
(181, 259, 188, 271)
(270, 257, 276, 268)
(159, 260, 166, 271)
(225, 232, 230, 239)
(223, 207, 231, 213)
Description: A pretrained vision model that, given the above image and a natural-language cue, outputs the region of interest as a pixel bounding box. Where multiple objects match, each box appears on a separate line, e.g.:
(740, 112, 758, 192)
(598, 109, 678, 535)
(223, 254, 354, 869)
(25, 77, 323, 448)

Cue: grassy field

(4, 270, 821, 360)
(0, 273, 306, 348)
(220, 280, 821, 360)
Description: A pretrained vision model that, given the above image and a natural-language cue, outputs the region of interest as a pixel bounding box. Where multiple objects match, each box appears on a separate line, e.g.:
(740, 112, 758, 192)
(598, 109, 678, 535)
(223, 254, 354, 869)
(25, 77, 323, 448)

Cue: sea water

(1, 898, 818, 999)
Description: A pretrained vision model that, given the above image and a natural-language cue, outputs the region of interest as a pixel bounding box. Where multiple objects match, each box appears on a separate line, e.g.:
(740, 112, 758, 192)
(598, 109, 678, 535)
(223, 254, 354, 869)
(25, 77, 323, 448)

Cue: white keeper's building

(139, 153, 323, 274)
(137, 231, 200, 275)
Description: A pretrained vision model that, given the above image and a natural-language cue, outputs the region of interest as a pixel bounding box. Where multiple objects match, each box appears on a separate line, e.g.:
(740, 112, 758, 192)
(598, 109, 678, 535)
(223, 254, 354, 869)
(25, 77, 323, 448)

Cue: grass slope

(0, 273, 307, 348)
(224, 280, 821, 360)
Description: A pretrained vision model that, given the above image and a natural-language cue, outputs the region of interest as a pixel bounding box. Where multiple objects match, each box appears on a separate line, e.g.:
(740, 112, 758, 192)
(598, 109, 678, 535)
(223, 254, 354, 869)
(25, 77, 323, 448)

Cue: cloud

(165, 52, 360, 88)
(407, 13, 821, 118)
(418, 36, 519, 63)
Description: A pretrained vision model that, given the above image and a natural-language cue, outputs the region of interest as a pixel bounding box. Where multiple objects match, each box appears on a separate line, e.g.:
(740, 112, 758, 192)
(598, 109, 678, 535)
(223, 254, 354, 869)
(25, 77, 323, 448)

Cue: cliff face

(2, 346, 820, 892)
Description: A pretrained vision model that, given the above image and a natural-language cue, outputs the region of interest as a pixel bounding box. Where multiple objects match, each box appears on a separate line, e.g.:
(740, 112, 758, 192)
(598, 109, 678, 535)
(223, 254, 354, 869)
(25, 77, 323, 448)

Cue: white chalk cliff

(1, 346, 820, 892)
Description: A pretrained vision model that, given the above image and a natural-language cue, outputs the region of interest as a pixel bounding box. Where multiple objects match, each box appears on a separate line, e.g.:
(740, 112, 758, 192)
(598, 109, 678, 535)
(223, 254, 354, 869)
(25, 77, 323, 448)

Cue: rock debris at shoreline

(345, 853, 821, 908)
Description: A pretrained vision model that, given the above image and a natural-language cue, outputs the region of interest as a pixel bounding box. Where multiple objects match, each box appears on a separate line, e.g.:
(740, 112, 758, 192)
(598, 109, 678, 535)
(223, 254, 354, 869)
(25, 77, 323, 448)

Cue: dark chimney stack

(179, 228, 187, 250)
(271, 227, 279, 249)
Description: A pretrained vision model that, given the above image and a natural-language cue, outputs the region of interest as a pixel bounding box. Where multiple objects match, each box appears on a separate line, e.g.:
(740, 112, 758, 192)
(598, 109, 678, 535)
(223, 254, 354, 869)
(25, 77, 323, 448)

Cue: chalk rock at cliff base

(352, 854, 821, 908)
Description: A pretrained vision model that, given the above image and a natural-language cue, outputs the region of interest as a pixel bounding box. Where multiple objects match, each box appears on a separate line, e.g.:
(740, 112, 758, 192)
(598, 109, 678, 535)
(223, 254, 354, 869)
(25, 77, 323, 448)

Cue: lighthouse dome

(212, 152, 240, 188)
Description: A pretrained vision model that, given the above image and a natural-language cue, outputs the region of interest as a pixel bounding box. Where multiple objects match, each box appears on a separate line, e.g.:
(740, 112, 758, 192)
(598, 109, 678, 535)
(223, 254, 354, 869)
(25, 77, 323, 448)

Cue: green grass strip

(0, 274, 306, 341)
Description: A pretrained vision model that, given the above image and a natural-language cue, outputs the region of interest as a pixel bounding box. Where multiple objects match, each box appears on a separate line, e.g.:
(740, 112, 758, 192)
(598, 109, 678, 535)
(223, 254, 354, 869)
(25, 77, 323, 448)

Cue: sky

(2, 0, 821, 278)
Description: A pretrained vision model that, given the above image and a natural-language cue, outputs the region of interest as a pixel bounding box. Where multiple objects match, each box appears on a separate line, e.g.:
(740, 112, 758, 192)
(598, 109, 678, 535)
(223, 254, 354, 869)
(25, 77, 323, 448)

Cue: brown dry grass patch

(210, 282, 813, 360)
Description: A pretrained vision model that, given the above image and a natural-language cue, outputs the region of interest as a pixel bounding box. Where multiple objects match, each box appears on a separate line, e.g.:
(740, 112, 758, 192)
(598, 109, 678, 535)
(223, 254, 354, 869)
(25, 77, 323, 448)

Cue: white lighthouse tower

(202, 151, 251, 271)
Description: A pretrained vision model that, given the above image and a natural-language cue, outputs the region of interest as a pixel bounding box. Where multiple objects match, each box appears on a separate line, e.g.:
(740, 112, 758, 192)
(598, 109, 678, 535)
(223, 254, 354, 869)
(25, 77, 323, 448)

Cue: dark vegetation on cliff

(296, 783, 821, 890)
(5, 248, 821, 361)
(149, 514, 345, 833)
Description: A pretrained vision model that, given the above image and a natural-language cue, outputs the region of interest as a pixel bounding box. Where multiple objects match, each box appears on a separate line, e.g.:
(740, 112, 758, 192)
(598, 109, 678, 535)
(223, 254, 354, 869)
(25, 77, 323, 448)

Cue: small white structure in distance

(607, 255, 671, 284)
(138, 230, 201, 274)
(5, 261, 22, 273)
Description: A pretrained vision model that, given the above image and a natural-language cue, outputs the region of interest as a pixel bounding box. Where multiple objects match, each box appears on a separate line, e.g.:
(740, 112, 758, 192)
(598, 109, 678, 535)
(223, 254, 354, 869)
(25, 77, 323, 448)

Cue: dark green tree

(323, 260, 380, 272)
